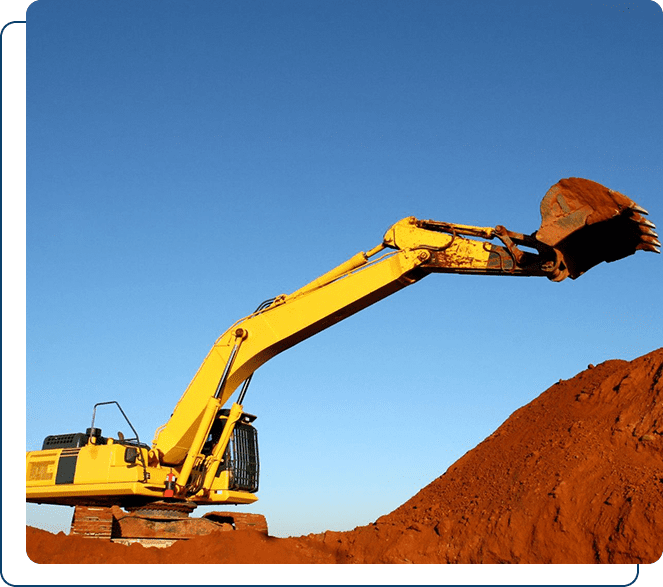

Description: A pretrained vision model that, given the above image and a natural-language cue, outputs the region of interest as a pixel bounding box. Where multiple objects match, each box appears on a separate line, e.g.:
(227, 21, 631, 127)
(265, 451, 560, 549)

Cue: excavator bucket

(535, 178, 659, 280)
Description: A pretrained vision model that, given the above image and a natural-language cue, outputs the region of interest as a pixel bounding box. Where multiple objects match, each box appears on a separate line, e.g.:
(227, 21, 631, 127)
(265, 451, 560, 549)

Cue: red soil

(27, 348, 663, 564)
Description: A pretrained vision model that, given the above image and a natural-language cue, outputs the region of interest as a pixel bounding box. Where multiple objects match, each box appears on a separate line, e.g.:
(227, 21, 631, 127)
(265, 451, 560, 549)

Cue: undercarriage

(70, 501, 268, 548)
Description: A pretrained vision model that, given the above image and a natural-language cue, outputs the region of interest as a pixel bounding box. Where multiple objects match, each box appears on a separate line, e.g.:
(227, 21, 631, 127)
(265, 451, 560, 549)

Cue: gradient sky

(21, 0, 662, 551)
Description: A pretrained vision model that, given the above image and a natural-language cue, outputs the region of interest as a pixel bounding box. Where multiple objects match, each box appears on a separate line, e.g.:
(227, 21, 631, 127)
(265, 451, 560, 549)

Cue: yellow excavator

(26, 178, 658, 545)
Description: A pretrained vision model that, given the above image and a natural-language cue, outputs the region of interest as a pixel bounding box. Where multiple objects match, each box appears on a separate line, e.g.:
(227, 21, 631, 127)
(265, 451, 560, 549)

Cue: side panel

(26, 450, 60, 486)
(54, 453, 78, 484)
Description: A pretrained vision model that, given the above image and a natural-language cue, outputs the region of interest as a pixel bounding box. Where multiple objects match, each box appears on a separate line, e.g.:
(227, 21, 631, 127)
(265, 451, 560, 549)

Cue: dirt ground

(27, 348, 663, 564)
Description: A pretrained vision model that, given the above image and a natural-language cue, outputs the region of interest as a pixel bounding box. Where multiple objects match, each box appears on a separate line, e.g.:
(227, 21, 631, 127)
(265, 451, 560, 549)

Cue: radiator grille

(28, 461, 55, 481)
(220, 423, 259, 493)
(42, 433, 88, 450)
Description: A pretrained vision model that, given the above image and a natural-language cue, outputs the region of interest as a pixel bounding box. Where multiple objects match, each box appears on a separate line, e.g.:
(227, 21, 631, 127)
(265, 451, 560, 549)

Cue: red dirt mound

(27, 348, 663, 564)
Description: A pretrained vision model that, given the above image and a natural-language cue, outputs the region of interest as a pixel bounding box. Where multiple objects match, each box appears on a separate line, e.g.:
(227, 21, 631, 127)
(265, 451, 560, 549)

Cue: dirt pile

(330, 347, 663, 563)
(28, 348, 663, 564)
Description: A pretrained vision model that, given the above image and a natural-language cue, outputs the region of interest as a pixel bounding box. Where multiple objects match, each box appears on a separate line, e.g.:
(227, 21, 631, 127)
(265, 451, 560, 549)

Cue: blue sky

(20, 0, 662, 545)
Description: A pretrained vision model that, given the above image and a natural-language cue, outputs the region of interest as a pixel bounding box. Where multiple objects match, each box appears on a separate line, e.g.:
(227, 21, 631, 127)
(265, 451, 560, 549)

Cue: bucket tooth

(636, 243, 661, 254)
(640, 235, 661, 247)
(632, 213, 656, 229)
(639, 225, 659, 237)
(630, 204, 650, 215)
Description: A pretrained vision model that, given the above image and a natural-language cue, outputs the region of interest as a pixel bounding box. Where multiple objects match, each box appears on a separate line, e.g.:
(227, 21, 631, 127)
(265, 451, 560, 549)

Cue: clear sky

(22, 0, 662, 542)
